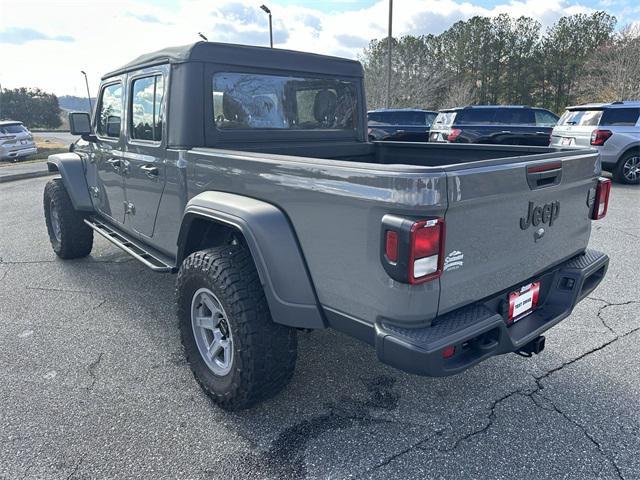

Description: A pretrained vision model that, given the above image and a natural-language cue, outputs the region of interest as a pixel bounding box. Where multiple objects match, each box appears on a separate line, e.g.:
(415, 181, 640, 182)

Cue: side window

(130, 75, 165, 142)
(97, 83, 123, 138)
(457, 109, 496, 125)
(495, 108, 535, 125)
(535, 109, 559, 127)
(600, 108, 640, 126)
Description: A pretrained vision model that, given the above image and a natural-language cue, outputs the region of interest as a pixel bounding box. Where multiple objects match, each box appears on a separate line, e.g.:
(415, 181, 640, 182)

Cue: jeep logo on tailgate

(520, 201, 560, 230)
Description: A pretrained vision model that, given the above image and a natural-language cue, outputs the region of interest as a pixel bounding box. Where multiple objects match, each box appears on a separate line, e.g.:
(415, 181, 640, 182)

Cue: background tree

(0, 88, 62, 128)
(361, 11, 617, 113)
(578, 24, 640, 102)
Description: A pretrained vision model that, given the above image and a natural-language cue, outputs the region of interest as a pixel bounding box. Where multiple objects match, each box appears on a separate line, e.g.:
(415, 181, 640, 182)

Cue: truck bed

(221, 140, 578, 168)
(178, 141, 599, 329)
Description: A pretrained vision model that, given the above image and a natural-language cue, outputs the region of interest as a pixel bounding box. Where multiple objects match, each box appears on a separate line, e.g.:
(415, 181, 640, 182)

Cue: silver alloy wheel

(623, 156, 640, 182)
(49, 200, 62, 242)
(190, 287, 234, 376)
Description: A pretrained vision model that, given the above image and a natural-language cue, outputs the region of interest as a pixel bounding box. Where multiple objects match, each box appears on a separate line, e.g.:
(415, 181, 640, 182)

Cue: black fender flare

(46, 153, 94, 211)
(177, 191, 326, 330)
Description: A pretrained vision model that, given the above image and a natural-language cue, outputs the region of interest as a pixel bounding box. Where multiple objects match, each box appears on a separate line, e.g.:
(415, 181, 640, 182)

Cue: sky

(1, 0, 638, 96)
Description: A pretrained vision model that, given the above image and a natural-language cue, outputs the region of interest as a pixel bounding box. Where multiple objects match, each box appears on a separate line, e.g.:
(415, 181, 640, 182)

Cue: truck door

(122, 70, 167, 238)
(93, 80, 127, 224)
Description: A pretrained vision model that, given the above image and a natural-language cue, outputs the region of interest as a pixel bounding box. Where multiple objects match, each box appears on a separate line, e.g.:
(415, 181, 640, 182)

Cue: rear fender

(178, 191, 326, 329)
(47, 153, 94, 211)
(616, 143, 640, 163)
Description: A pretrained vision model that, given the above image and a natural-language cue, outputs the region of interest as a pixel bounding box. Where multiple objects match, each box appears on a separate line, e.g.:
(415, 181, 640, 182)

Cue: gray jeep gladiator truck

(44, 42, 610, 410)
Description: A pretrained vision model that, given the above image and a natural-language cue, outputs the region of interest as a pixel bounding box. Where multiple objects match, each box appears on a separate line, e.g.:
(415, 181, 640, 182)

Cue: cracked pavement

(0, 176, 638, 479)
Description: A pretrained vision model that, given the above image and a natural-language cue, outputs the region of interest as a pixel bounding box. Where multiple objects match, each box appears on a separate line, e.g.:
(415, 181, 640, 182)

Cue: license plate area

(561, 137, 573, 146)
(508, 281, 540, 325)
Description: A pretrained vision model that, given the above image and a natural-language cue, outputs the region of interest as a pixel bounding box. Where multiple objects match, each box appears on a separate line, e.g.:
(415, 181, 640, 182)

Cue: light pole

(260, 4, 273, 48)
(386, 0, 393, 109)
(80, 71, 92, 119)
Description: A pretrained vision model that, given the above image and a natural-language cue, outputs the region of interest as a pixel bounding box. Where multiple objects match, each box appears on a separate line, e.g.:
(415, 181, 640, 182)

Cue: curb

(0, 170, 55, 184)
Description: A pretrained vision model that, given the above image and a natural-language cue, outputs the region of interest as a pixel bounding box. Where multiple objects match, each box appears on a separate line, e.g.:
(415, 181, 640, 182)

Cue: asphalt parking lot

(0, 176, 638, 479)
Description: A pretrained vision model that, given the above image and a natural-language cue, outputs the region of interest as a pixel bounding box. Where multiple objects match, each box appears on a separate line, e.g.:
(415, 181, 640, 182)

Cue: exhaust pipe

(516, 335, 546, 357)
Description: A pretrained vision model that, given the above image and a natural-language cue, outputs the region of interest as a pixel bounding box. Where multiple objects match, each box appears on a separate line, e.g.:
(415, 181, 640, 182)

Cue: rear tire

(176, 245, 297, 410)
(613, 151, 640, 184)
(43, 178, 93, 259)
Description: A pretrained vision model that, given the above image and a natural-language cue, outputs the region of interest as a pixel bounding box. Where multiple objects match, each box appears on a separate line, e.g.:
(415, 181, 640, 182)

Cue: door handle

(140, 164, 159, 178)
(500, 130, 512, 134)
(106, 158, 121, 172)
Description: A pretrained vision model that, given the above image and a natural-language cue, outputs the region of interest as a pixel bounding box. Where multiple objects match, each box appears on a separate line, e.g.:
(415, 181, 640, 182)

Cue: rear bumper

(375, 249, 609, 376)
(0, 146, 37, 161)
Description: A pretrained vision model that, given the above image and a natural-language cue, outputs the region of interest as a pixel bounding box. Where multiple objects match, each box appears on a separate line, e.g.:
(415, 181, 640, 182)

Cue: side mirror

(106, 116, 121, 137)
(69, 112, 91, 136)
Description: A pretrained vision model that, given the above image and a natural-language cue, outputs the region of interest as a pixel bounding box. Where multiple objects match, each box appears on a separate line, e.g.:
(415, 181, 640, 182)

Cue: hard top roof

(0, 120, 23, 126)
(103, 41, 364, 79)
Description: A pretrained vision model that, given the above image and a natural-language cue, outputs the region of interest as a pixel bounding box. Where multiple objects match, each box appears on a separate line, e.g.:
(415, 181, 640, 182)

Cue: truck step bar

(84, 217, 175, 273)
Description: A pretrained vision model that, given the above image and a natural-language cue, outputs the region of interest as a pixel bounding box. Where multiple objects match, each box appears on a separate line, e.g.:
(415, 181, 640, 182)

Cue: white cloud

(0, 0, 608, 95)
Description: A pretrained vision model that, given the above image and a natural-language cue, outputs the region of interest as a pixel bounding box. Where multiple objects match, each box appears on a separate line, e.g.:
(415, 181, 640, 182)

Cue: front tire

(613, 151, 640, 184)
(43, 178, 93, 259)
(176, 245, 297, 410)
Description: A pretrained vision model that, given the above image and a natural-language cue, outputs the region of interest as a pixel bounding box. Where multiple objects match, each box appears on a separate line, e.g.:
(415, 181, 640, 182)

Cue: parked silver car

(0, 121, 37, 162)
(551, 101, 640, 184)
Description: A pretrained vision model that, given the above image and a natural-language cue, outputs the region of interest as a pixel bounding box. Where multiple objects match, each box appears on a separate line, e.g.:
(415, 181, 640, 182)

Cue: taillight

(381, 216, 445, 284)
(385, 230, 398, 262)
(447, 128, 462, 142)
(590, 129, 612, 146)
(591, 177, 611, 220)
(409, 220, 443, 283)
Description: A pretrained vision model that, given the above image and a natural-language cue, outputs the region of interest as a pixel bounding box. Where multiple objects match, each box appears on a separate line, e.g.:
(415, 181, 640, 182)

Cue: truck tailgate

(438, 150, 598, 315)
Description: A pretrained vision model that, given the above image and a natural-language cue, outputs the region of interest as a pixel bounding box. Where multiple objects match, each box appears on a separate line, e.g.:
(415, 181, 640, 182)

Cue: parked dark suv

(368, 108, 437, 142)
(429, 105, 559, 146)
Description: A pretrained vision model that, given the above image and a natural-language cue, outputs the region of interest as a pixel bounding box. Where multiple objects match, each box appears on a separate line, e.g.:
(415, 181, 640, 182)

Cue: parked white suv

(551, 101, 640, 184)
(0, 121, 37, 162)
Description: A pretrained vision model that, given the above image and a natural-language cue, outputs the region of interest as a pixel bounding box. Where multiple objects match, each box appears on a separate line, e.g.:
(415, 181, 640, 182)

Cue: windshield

(558, 109, 603, 126)
(213, 72, 357, 131)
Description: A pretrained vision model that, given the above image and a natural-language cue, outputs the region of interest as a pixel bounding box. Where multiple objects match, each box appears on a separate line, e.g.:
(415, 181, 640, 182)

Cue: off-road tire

(43, 178, 93, 259)
(613, 151, 640, 184)
(176, 245, 297, 410)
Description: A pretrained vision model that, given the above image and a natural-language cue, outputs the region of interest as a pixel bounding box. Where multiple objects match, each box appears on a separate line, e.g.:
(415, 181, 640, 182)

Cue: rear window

(368, 111, 430, 126)
(432, 111, 456, 128)
(0, 124, 26, 134)
(534, 109, 559, 127)
(558, 109, 603, 126)
(212, 72, 357, 131)
(600, 108, 640, 126)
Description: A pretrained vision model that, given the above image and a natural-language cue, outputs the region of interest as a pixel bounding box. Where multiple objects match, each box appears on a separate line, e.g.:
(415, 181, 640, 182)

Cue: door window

(97, 83, 123, 138)
(130, 75, 165, 142)
(494, 108, 535, 125)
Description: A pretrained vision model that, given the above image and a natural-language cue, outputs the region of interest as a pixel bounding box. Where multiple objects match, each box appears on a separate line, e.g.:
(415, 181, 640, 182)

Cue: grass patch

(32, 135, 69, 160)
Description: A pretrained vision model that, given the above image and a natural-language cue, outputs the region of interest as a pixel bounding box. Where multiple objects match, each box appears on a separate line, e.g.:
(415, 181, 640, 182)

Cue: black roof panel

(103, 41, 364, 79)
